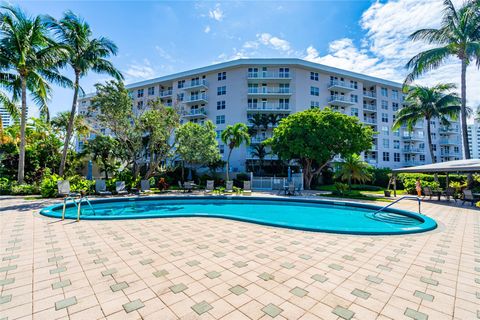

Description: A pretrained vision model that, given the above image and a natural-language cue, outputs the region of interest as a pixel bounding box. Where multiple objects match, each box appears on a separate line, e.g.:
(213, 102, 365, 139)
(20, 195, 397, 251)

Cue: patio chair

(422, 187, 433, 200)
(243, 181, 252, 196)
(442, 187, 456, 202)
(205, 180, 214, 194)
(57, 180, 80, 198)
(462, 189, 477, 206)
(115, 181, 128, 195)
(140, 180, 153, 194)
(184, 181, 193, 193)
(225, 181, 234, 193)
(95, 180, 112, 196)
(287, 182, 296, 196)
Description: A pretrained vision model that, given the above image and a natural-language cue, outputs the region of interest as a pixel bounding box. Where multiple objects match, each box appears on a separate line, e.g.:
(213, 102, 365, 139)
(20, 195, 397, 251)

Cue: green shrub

(396, 173, 465, 189)
(105, 178, 118, 192)
(349, 184, 383, 191)
(11, 183, 40, 195)
(367, 167, 391, 187)
(70, 175, 95, 194)
(333, 182, 348, 195)
(40, 173, 61, 198)
(0, 177, 12, 195)
(402, 178, 439, 194)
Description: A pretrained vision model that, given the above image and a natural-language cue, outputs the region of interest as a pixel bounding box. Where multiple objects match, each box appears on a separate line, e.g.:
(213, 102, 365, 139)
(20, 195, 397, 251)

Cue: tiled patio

(0, 195, 479, 320)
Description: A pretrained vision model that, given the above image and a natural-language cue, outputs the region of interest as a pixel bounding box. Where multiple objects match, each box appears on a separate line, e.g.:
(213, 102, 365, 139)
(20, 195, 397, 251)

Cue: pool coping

(39, 195, 438, 236)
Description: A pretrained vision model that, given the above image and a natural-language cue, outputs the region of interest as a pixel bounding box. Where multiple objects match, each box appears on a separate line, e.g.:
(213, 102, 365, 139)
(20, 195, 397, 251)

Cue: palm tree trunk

(17, 76, 27, 184)
(59, 71, 80, 177)
(426, 118, 435, 164)
(460, 58, 470, 160)
(226, 148, 233, 181)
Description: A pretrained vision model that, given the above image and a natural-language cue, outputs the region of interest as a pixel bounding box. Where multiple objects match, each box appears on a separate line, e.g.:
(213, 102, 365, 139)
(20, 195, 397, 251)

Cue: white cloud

(209, 4, 224, 21)
(257, 33, 292, 52)
(124, 59, 156, 81)
(204, 25, 211, 33)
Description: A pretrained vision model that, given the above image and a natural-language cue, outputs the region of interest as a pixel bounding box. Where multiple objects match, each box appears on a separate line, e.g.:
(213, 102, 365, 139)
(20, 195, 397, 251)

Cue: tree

(393, 83, 461, 163)
(82, 135, 118, 180)
(176, 121, 221, 181)
(267, 108, 373, 189)
(221, 123, 250, 181)
(405, 0, 480, 160)
(251, 144, 269, 174)
(0, 92, 18, 137)
(268, 113, 280, 127)
(334, 154, 372, 189)
(48, 11, 123, 177)
(51, 111, 90, 143)
(0, 5, 71, 183)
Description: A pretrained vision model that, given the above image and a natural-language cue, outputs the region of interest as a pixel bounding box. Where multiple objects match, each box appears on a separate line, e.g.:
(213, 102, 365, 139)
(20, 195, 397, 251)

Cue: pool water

(40, 196, 437, 235)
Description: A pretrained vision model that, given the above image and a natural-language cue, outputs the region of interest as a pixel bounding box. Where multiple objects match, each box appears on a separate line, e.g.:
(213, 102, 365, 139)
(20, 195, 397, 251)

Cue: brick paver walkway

(0, 195, 479, 319)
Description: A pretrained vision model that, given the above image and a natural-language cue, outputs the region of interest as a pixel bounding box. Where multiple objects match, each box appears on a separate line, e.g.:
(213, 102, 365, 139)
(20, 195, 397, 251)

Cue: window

(178, 80, 185, 89)
(137, 89, 144, 98)
(310, 72, 319, 81)
(217, 101, 226, 110)
(217, 86, 226, 96)
(177, 93, 184, 101)
(393, 129, 400, 137)
(248, 67, 258, 77)
(420, 154, 426, 161)
(393, 140, 400, 149)
(219, 145, 225, 154)
(147, 87, 155, 95)
(383, 152, 390, 162)
(383, 138, 389, 148)
(216, 115, 225, 124)
(137, 101, 144, 108)
(351, 108, 359, 117)
(351, 94, 358, 103)
(279, 67, 289, 78)
(310, 86, 319, 96)
(431, 132, 436, 139)
(100, 128, 106, 134)
(394, 152, 400, 162)
(279, 98, 289, 109)
(381, 100, 388, 110)
(381, 126, 389, 135)
(216, 130, 223, 139)
(310, 101, 320, 108)
(381, 87, 388, 97)
(392, 89, 399, 100)
(217, 72, 226, 81)
(392, 102, 399, 112)
(350, 80, 358, 89)
(382, 113, 388, 123)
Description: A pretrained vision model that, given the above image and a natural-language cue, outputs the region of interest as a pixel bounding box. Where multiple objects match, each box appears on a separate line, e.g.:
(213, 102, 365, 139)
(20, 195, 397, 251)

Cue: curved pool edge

(39, 195, 438, 236)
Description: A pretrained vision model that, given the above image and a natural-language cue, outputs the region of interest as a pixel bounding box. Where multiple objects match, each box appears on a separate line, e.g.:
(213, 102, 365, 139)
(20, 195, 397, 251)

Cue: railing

(329, 95, 355, 103)
(440, 127, 459, 133)
(248, 88, 291, 94)
(439, 139, 460, 144)
(183, 109, 207, 117)
(328, 80, 355, 89)
(247, 72, 291, 79)
(184, 79, 208, 89)
(363, 91, 376, 98)
(363, 104, 377, 111)
(371, 196, 422, 215)
(247, 103, 290, 111)
(185, 93, 208, 102)
(159, 90, 172, 97)
(402, 135, 424, 140)
(363, 118, 377, 124)
(62, 195, 96, 222)
(403, 148, 425, 153)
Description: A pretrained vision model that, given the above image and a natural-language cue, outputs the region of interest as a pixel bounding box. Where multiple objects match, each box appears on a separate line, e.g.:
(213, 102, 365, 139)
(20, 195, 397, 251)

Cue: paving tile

(229, 285, 247, 296)
(290, 287, 308, 297)
(280, 262, 295, 269)
(110, 282, 129, 292)
(153, 269, 169, 277)
(49, 266, 66, 274)
(262, 303, 283, 318)
(233, 261, 248, 268)
(351, 289, 371, 299)
(258, 272, 275, 281)
(170, 283, 188, 294)
(52, 279, 71, 290)
(93, 257, 108, 264)
(404, 307, 428, 320)
(186, 260, 200, 267)
(366, 275, 383, 284)
(48, 256, 64, 263)
(101, 268, 117, 276)
(123, 299, 144, 313)
(420, 277, 439, 286)
(206, 271, 221, 279)
(332, 306, 355, 320)
(0, 294, 12, 304)
(55, 296, 77, 310)
(0, 265, 17, 272)
(191, 300, 213, 315)
(0, 278, 15, 286)
(311, 274, 328, 283)
(414, 290, 434, 302)
(329, 264, 343, 271)
(140, 258, 153, 265)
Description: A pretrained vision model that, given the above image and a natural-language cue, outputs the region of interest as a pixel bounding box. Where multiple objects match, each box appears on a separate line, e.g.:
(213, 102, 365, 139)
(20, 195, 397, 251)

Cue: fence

(250, 173, 303, 191)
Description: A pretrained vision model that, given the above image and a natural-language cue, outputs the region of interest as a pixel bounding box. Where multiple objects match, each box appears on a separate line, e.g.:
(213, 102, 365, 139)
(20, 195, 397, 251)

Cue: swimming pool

(40, 196, 437, 235)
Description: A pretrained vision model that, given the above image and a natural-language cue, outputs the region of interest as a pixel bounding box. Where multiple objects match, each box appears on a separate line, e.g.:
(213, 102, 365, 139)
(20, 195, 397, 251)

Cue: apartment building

(468, 120, 480, 159)
(77, 58, 462, 173)
(0, 105, 14, 128)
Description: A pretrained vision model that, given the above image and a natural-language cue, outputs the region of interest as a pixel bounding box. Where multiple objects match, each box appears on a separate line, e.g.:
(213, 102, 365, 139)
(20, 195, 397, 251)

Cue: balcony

(404, 161, 426, 167)
(440, 127, 459, 134)
(363, 104, 377, 112)
(183, 109, 207, 118)
(439, 139, 460, 145)
(402, 135, 424, 141)
(246, 154, 279, 160)
(441, 151, 460, 157)
(247, 87, 291, 97)
(371, 145, 378, 151)
(183, 93, 208, 104)
(403, 147, 425, 154)
(251, 136, 271, 144)
(247, 103, 291, 112)
(159, 89, 173, 98)
(247, 71, 291, 82)
(363, 118, 377, 125)
(363, 91, 376, 99)
(366, 158, 378, 165)
(183, 80, 208, 90)
(328, 80, 355, 91)
(328, 95, 356, 106)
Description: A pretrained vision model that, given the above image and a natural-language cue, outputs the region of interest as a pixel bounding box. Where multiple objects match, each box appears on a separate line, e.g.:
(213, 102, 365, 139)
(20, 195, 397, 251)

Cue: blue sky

(8, 0, 480, 117)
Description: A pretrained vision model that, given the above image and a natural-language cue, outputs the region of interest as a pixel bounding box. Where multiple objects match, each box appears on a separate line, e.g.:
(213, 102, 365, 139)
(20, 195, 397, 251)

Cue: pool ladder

(366, 196, 422, 225)
(61, 195, 96, 221)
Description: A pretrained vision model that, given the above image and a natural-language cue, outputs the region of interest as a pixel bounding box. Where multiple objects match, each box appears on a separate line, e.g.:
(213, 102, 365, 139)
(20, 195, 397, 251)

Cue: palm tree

(268, 113, 280, 127)
(47, 11, 123, 177)
(393, 83, 461, 163)
(249, 113, 265, 133)
(221, 123, 250, 181)
(0, 5, 71, 183)
(405, 0, 480, 160)
(0, 91, 18, 139)
(335, 154, 371, 189)
(251, 144, 269, 174)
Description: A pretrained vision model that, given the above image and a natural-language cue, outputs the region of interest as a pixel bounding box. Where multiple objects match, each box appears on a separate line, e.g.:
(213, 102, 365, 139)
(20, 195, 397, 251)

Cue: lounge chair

(422, 187, 433, 200)
(184, 181, 193, 193)
(243, 181, 252, 196)
(225, 181, 234, 193)
(115, 181, 128, 195)
(140, 180, 153, 194)
(462, 189, 478, 206)
(205, 180, 214, 194)
(442, 187, 456, 202)
(95, 180, 112, 196)
(287, 182, 296, 196)
(178, 181, 183, 191)
(57, 180, 80, 198)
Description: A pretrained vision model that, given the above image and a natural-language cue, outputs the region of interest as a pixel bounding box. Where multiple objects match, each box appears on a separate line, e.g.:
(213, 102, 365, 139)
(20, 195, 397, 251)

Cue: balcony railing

(441, 151, 460, 156)
(402, 135, 424, 141)
(247, 72, 291, 79)
(251, 136, 271, 143)
(363, 104, 377, 111)
(440, 127, 459, 133)
(404, 161, 426, 166)
(184, 79, 208, 89)
(328, 80, 355, 90)
(184, 93, 208, 103)
(363, 91, 376, 98)
(183, 109, 207, 117)
(247, 103, 291, 111)
(329, 95, 356, 104)
(403, 148, 425, 153)
(159, 89, 173, 98)
(439, 139, 460, 145)
(363, 118, 377, 124)
(248, 87, 291, 94)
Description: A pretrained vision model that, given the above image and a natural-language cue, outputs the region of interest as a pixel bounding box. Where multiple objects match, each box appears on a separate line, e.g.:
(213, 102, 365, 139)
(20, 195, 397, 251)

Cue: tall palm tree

(268, 113, 280, 127)
(405, 0, 480, 160)
(393, 84, 461, 164)
(221, 123, 250, 181)
(0, 5, 71, 183)
(251, 144, 269, 174)
(47, 11, 123, 177)
(0, 91, 18, 137)
(335, 154, 371, 189)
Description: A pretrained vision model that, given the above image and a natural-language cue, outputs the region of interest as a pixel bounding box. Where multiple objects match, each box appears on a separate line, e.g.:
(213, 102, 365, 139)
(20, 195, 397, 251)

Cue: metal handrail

(372, 195, 422, 215)
(61, 194, 96, 221)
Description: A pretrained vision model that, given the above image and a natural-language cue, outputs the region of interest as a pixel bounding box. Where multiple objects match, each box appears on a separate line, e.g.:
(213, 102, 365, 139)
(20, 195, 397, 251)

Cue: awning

(392, 159, 480, 174)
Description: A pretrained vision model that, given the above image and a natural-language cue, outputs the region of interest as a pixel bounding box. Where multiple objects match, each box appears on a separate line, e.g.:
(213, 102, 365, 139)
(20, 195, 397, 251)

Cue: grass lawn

(315, 184, 407, 202)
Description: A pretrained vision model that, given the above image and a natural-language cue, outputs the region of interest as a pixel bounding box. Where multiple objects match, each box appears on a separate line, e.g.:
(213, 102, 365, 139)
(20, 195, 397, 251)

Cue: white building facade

(78, 58, 462, 172)
(467, 120, 480, 159)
